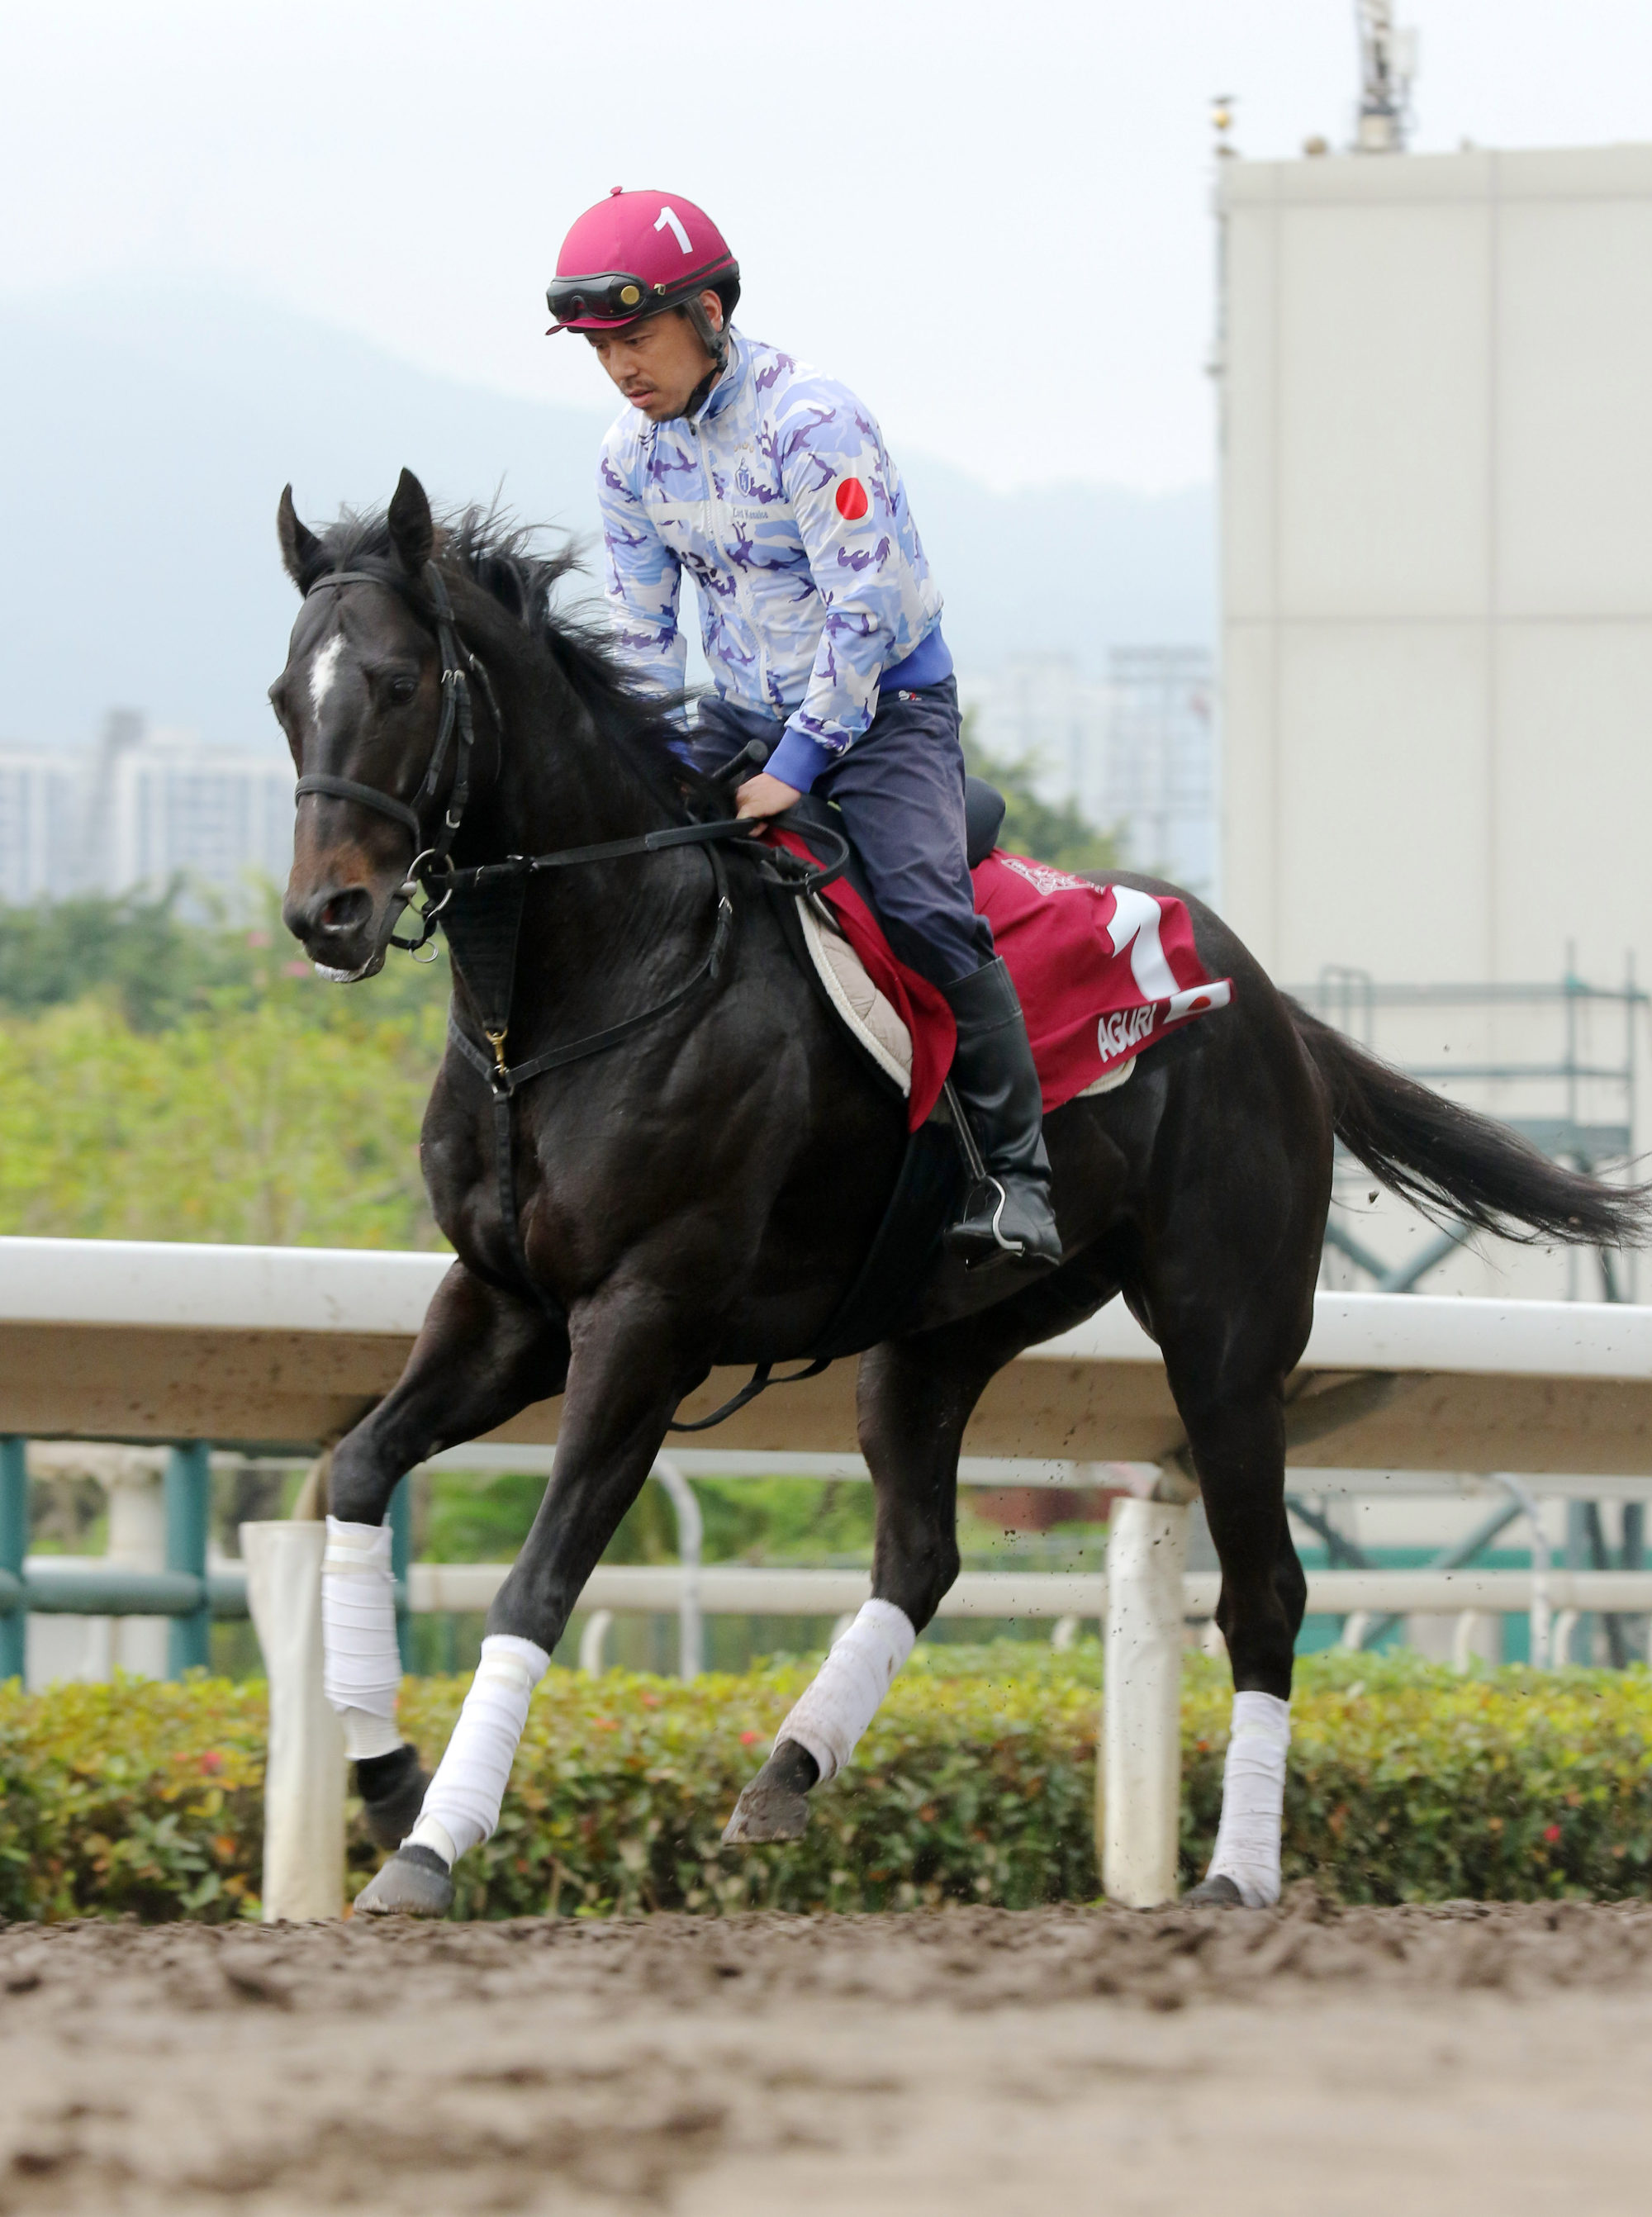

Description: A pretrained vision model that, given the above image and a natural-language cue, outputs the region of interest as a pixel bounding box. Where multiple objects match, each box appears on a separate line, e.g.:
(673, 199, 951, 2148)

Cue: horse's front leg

(321, 1260, 567, 1856)
(357, 1278, 706, 1916)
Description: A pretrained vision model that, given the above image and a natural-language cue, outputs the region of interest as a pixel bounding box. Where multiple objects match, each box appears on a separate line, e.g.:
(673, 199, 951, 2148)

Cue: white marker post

(243, 1520, 344, 1920)
(1101, 1463, 1197, 1907)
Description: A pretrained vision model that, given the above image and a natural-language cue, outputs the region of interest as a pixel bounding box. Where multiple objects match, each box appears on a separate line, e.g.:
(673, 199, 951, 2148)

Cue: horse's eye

(388, 675, 418, 705)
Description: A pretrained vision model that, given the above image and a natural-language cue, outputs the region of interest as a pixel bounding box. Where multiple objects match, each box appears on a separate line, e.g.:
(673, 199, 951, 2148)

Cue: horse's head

(272, 468, 463, 980)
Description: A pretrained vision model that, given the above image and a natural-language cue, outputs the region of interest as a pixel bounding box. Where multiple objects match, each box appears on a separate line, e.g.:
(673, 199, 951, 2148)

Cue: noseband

(293, 558, 497, 954)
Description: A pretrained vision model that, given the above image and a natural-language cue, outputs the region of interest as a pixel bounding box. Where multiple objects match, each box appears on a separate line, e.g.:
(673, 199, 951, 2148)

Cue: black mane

(298, 503, 705, 813)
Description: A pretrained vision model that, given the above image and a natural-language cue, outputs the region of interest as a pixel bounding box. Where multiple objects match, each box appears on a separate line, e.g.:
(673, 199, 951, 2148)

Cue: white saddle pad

(795, 895, 1135, 1104)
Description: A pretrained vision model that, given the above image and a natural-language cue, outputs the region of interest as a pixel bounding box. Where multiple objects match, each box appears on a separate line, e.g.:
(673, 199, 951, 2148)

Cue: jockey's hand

(734, 772, 803, 821)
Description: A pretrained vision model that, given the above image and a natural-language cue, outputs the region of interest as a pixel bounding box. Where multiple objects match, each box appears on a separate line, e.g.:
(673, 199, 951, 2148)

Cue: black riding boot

(940, 958, 1063, 1269)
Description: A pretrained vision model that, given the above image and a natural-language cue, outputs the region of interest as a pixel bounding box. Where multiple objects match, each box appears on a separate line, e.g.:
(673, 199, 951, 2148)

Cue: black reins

(292, 560, 851, 1425)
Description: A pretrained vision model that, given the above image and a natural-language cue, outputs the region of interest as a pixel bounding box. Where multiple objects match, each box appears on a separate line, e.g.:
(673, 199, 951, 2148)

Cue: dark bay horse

(273, 471, 1644, 1916)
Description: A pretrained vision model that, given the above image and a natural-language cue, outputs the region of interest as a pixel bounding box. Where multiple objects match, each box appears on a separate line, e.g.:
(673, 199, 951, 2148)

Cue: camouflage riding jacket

(596, 328, 950, 792)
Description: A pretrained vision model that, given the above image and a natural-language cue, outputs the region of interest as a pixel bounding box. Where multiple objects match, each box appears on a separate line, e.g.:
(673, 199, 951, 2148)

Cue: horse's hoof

(1184, 1873, 1247, 1907)
(722, 1778, 811, 1844)
(354, 1844, 454, 1918)
(354, 1745, 431, 1852)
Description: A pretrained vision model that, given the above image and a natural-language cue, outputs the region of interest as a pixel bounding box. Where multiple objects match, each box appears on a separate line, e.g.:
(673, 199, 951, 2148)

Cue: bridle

(294, 558, 496, 959)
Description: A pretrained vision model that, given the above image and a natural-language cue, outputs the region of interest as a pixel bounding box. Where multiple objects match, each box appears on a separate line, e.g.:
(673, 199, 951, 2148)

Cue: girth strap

(667, 1356, 831, 1433)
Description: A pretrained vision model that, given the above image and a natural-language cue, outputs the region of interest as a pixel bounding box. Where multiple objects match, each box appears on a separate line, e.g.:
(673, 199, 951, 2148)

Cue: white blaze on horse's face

(308, 633, 346, 719)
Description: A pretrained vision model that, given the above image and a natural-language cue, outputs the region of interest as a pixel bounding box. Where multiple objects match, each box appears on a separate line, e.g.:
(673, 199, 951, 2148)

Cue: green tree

(0, 879, 450, 1033)
(0, 991, 445, 1247)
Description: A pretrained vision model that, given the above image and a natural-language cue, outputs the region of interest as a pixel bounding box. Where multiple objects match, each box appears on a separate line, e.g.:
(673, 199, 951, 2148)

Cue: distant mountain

(0, 286, 1213, 748)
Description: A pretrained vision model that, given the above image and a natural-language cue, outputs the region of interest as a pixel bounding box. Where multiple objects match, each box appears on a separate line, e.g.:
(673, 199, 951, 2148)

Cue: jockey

(548, 188, 1062, 1270)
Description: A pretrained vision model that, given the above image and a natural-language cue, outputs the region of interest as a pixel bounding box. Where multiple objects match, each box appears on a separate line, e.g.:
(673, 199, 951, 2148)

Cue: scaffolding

(1291, 961, 1645, 1299)
(1288, 961, 1649, 1661)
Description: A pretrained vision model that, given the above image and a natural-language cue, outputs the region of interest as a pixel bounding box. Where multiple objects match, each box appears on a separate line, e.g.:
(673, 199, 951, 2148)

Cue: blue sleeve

(597, 432, 688, 705)
(763, 378, 937, 793)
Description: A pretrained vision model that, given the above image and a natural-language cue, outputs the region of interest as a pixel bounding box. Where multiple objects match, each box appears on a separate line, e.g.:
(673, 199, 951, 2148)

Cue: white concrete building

(0, 748, 81, 903)
(1218, 142, 1652, 1298)
(1220, 141, 1652, 990)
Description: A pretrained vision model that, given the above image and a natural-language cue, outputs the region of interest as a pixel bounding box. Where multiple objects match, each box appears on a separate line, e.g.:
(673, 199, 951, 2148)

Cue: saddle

(762, 786, 1235, 1364)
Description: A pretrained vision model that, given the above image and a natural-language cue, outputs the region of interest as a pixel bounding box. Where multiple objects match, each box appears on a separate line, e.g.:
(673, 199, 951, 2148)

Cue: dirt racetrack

(5, 1895, 1652, 2214)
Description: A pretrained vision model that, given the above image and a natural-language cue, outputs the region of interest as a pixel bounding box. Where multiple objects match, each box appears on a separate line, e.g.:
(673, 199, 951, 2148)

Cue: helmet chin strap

(679, 302, 730, 420)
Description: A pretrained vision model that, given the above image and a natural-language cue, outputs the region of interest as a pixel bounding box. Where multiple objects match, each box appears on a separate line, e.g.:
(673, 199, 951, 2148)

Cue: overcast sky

(5, 1, 1652, 491)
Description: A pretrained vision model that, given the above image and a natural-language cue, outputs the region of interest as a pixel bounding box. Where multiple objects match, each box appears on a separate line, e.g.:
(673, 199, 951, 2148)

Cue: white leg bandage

(406, 1634, 549, 1866)
(1205, 1690, 1290, 1908)
(321, 1517, 404, 1760)
(771, 1600, 915, 1785)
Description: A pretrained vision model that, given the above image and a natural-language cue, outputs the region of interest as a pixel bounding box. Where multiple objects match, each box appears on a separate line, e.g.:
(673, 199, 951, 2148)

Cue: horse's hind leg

(1157, 1342, 1307, 1908)
(321, 1261, 567, 1869)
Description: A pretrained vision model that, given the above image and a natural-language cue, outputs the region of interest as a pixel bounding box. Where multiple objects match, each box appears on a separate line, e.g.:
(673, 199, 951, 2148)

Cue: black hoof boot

(354, 1744, 431, 1852)
(1184, 1873, 1247, 1906)
(723, 1738, 819, 1844)
(355, 1844, 454, 1918)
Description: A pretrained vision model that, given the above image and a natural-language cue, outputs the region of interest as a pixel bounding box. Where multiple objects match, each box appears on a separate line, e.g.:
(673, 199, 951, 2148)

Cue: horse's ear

(387, 468, 434, 577)
(277, 484, 320, 589)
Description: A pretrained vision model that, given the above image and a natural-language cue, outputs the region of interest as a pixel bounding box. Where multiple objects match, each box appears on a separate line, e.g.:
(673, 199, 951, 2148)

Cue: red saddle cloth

(775, 835, 1234, 1132)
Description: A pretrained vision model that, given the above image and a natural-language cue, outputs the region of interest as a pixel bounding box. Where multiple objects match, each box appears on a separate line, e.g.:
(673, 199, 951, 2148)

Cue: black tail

(1289, 999, 1650, 1250)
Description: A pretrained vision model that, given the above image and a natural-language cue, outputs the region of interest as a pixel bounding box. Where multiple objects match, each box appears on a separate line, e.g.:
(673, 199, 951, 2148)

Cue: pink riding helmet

(547, 188, 739, 334)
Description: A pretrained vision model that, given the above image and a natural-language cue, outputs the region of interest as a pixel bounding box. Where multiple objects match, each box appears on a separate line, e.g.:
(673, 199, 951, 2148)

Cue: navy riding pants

(692, 676, 995, 988)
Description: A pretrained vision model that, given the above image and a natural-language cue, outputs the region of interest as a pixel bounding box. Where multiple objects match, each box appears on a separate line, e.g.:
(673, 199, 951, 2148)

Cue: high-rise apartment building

(103, 733, 295, 904)
(0, 714, 294, 909)
(959, 654, 1114, 822)
(0, 749, 83, 903)
(959, 647, 1216, 895)
(1102, 646, 1216, 896)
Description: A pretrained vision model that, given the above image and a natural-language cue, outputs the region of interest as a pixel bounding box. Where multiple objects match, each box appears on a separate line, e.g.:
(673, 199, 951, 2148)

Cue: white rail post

(578, 1608, 614, 1675)
(1101, 1460, 1197, 1908)
(107, 1454, 169, 1679)
(241, 1519, 344, 1920)
(651, 1458, 702, 1682)
(1495, 1474, 1551, 1669)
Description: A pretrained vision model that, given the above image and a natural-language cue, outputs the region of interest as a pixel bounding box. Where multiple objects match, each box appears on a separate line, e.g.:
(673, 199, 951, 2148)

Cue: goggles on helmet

(545, 269, 661, 328)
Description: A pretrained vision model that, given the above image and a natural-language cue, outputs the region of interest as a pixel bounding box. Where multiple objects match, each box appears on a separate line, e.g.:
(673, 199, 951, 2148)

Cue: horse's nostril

(318, 888, 373, 934)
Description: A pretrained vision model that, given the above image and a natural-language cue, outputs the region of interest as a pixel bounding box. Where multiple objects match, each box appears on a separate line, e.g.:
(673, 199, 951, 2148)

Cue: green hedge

(7, 1648, 1652, 1921)
(0, 1675, 267, 1921)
